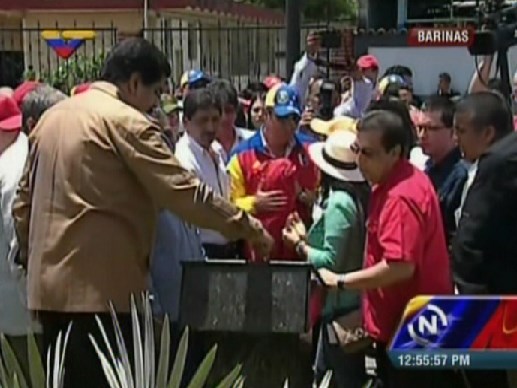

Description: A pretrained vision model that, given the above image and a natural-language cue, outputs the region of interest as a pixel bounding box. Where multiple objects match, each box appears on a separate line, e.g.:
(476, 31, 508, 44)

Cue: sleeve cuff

(235, 196, 256, 214)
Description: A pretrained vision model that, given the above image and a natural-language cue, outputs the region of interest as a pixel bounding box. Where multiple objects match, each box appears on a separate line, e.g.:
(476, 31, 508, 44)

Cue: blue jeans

(314, 322, 367, 388)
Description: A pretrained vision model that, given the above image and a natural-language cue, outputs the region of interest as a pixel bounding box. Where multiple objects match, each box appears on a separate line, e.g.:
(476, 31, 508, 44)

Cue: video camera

(319, 80, 337, 121)
(466, 0, 517, 55)
(458, 0, 517, 103)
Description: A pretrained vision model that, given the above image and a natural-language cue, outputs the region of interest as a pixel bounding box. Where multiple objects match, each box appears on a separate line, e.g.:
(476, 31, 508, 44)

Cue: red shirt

(363, 159, 453, 343)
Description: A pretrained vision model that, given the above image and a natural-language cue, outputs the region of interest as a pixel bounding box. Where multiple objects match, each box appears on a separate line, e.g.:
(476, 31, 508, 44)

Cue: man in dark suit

(453, 91, 517, 388)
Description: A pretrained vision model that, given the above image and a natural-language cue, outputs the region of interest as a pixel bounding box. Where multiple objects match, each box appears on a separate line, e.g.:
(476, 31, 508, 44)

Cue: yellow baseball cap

(264, 83, 302, 118)
(310, 116, 357, 137)
(265, 82, 283, 108)
(180, 71, 189, 88)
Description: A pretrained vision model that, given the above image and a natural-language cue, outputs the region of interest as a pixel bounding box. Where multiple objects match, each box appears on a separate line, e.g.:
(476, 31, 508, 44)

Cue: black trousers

(39, 311, 133, 388)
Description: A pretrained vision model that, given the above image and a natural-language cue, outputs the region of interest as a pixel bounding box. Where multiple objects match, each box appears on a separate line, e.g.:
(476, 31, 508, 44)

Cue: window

(407, 0, 452, 21)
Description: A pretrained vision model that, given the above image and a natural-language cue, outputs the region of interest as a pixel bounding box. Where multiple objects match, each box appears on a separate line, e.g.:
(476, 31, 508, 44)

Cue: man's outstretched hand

(248, 215, 274, 260)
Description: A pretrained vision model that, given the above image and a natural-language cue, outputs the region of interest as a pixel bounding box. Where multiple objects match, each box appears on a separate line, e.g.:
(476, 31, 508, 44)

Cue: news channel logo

(407, 304, 449, 347)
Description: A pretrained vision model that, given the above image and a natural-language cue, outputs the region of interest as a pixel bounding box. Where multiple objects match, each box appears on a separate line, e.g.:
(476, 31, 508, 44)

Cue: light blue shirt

(150, 212, 205, 321)
(334, 77, 375, 119)
(289, 53, 319, 108)
(149, 134, 205, 321)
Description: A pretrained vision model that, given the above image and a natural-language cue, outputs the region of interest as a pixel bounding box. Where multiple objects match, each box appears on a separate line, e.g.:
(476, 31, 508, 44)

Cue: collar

(373, 158, 410, 193)
(185, 134, 218, 159)
(425, 147, 462, 172)
(235, 127, 245, 141)
(185, 133, 209, 154)
(89, 81, 119, 98)
(258, 127, 299, 158)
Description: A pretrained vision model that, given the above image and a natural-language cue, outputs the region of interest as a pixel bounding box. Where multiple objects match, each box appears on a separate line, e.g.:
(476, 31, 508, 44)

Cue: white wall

(368, 46, 517, 96)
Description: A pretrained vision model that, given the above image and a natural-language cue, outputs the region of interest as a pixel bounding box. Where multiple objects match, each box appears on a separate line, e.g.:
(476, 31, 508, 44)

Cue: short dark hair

(245, 81, 268, 95)
(439, 72, 452, 83)
(367, 99, 416, 157)
(383, 65, 413, 79)
(183, 88, 222, 120)
(357, 110, 408, 157)
(456, 91, 513, 140)
(100, 38, 171, 85)
(423, 95, 455, 128)
(207, 79, 239, 109)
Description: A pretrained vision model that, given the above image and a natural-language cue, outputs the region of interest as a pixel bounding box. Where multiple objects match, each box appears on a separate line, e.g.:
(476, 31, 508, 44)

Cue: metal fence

(0, 20, 354, 91)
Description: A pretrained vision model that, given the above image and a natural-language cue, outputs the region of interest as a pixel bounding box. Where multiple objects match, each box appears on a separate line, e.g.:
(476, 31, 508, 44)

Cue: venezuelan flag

(41, 30, 94, 59)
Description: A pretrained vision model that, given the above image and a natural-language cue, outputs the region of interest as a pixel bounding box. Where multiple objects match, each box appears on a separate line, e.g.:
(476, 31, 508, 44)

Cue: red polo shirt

(363, 159, 453, 343)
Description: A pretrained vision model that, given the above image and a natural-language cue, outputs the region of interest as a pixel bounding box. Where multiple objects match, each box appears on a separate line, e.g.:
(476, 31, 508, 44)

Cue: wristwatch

(337, 275, 347, 290)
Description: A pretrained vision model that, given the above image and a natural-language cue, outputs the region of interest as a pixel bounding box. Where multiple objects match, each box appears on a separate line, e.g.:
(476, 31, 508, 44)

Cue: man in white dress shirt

(175, 88, 238, 259)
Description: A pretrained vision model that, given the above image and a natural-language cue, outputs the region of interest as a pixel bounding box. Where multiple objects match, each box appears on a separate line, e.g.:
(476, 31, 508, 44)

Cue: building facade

(0, 0, 285, 88)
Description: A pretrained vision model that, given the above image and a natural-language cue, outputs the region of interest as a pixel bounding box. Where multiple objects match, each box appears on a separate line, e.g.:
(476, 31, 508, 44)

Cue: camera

(458, 0, 517, 102)
(467, 2, 517, 56)
(317, 30, 342, 49)
(319, 81, 336, 121)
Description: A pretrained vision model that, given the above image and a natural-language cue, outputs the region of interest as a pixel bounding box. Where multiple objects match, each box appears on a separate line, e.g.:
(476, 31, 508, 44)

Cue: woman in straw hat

(282, 130, 370, 388)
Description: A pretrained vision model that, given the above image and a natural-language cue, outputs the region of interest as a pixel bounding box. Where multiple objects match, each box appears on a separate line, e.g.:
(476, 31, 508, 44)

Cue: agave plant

(90, 293, 243, 388)
(0, 325, 71, 388)
(283, 371, 332, 388)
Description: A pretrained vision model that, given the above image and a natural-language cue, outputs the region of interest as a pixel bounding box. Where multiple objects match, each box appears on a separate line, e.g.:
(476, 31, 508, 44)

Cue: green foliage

(41, 51, 107, 93)
(91, 293, 243, 388)
(0, 328, 70, 388)
(240, 0, 357, 21)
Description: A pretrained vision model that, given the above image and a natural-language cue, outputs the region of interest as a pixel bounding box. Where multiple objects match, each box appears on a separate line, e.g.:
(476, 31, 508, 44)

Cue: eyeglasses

(351, 142, 383, 158)
(418, 125, 448, 133)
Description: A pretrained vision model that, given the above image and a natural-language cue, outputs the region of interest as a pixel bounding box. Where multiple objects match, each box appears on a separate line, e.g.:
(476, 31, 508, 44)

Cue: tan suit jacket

(13, 82, 262, 313)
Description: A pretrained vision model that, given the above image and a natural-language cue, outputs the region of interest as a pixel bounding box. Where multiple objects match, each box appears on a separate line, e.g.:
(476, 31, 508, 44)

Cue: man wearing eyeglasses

(228, 84, 319, 261)
(419, 96, 468, 247)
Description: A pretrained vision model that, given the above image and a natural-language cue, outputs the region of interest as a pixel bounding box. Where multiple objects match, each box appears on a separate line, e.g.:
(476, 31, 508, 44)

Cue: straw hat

(308, 130, 364, 182)
(310, 116, 357, 137)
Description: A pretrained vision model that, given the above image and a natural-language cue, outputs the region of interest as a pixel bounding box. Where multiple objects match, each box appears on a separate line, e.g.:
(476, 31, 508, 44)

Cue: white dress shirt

(175, 134, 231, 245)
(0, 132, 41, 335)
(455, 160, 478, 228)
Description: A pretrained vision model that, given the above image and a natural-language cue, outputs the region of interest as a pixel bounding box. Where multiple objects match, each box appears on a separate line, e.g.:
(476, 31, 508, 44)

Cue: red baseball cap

(263, 75, 282, 90)
(357, 55, 379, 70)
(0, 95, 22, 132)
(13, 81, 39, 107)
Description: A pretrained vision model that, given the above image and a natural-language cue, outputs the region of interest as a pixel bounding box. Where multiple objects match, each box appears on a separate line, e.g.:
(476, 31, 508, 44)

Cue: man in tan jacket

(13, 38, 272, 388)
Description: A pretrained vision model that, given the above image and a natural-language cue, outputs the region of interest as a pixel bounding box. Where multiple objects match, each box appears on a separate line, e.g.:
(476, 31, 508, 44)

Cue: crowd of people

(0, 32, 516, 388)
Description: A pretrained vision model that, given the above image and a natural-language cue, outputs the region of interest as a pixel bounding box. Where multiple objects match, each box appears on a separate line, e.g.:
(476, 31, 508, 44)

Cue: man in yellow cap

(228, 83, 319, 261)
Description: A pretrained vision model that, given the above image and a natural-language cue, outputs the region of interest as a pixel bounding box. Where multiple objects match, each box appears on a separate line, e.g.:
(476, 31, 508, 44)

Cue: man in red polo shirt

(319, 110, 454, 387)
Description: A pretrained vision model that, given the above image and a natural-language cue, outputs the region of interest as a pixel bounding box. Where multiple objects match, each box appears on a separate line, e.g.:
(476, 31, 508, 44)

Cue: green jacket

(307, 190, 364, 319)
